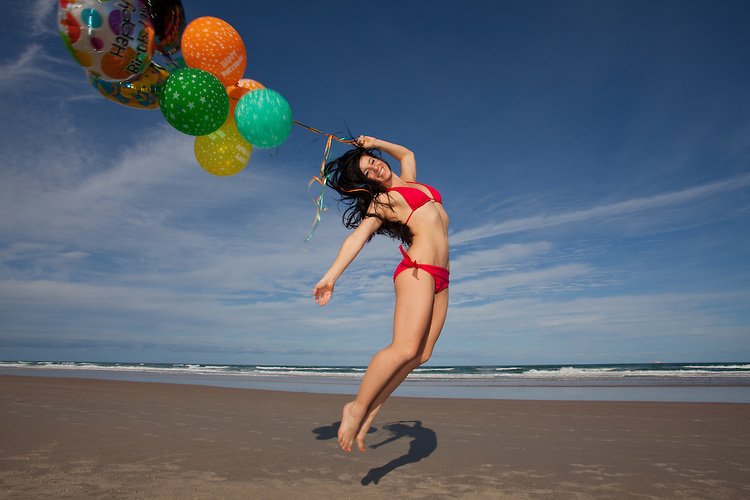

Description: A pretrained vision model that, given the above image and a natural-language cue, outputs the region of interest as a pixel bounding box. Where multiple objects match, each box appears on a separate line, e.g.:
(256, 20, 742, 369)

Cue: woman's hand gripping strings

(355, 135, 378, 149)
(355, 135, 416, 182)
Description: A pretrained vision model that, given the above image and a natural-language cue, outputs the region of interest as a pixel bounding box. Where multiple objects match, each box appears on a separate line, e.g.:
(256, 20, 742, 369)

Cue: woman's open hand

(313, 277, 335, 306)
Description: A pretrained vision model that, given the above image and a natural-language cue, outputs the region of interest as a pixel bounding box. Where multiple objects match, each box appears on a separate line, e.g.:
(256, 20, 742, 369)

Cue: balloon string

(294, 121, 356, 241)
(293, 120, 355, 146)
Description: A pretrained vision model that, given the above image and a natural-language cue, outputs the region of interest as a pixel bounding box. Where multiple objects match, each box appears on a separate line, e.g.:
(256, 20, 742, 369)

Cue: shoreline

(2, 366, 750, 403)
(2, 375, 749, 498)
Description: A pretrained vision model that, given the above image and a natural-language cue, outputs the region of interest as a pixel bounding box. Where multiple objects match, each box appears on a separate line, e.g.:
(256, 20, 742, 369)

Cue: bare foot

(338, 401, 363, 452)
(355, 405, 382, 452)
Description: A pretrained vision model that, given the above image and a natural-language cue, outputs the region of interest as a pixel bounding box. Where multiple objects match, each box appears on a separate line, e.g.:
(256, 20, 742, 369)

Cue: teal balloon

(235, 88, 293, 148)
(159, 68, 228, 136)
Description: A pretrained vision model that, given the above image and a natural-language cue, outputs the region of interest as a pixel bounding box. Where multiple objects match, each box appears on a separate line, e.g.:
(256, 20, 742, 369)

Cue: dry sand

(1, 375, 749, 499)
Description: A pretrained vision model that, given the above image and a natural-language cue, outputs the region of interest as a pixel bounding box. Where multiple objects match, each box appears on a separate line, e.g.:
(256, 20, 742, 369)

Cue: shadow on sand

(311, 419, 438, 485)
(361, 420, 437, 485)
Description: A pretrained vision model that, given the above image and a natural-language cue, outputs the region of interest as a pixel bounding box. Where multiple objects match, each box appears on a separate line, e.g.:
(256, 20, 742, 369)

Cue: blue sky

(0, 0, 748, 366)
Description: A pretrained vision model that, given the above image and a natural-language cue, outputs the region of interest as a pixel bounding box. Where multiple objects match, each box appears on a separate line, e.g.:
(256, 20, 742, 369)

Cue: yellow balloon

(194, 120, 253, 176)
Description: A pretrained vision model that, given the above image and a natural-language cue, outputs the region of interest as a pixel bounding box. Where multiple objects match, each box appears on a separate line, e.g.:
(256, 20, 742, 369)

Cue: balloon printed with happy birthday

(181, 16, 246, 87)
(61, 3, 295, 176)
(58, 0, 156, 81)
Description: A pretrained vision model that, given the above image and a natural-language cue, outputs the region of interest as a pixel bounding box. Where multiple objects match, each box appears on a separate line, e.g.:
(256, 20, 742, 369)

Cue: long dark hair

(324, 147, 413, 245)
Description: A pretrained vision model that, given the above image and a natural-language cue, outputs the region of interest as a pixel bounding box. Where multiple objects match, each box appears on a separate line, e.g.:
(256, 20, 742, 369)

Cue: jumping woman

(313, 135, 450, 452)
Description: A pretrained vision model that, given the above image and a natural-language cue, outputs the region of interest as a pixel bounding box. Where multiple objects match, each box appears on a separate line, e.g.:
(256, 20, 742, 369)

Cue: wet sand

(1, 375, 749, 499)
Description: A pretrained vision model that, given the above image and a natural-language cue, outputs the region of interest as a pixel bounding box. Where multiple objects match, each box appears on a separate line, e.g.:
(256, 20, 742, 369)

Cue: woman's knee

(389, 343, 421, 364)
(388, 337, 435, 365)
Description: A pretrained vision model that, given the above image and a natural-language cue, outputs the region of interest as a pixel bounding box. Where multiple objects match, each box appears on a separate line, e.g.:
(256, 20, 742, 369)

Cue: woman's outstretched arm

(313, 215, 382, 306)
(357, 136, 416, 182)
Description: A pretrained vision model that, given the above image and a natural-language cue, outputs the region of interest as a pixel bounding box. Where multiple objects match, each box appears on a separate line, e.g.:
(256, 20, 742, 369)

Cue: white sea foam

(509, 367, 749, 379)
(522, 367, 618, 377)
(407, 372, 497, 379)
(684, 364, 750, 370)
(253, 369, 360, 378)
(2, 361, 749, 381)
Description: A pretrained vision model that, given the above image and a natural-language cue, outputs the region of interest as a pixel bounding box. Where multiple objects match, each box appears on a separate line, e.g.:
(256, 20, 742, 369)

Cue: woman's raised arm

(357, 136, 416, 182)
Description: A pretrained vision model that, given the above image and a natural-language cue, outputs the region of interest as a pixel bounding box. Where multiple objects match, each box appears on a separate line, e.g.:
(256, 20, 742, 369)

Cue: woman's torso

(384, 182, 450, 268)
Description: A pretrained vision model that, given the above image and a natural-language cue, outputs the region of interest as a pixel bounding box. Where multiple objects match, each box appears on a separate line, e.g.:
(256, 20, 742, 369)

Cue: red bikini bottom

(393, 245, 450, 294)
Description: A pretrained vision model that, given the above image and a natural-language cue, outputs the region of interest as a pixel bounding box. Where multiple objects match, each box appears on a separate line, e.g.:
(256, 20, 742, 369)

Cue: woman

(313, 135, 450, 452)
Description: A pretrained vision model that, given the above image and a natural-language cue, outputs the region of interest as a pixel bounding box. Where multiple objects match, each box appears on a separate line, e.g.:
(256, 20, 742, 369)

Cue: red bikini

(387, 182, 443, 224)
(388, 182, 450, 294)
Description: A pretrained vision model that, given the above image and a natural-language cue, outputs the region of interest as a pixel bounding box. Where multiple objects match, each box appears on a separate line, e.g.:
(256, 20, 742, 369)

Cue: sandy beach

(1, 376, 748, 499)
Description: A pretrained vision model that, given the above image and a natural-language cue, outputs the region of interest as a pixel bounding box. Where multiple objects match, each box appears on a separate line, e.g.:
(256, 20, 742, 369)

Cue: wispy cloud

(0, 44, 72, 89)
(451, 263, 596, 304)
(451, 173, 750, 245)
(29, 0, 57, 37)
(450, 241, 552, 279)
(441, 290, 750, 346)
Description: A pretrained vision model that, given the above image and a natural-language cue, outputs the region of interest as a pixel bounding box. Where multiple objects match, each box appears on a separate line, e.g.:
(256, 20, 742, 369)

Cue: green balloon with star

(160, 68, 229, 136)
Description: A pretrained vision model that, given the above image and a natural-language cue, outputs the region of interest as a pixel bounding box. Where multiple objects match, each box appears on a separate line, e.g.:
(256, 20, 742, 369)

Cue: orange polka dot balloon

(181, 17, 246, 87)
(226, 78, 265, 118)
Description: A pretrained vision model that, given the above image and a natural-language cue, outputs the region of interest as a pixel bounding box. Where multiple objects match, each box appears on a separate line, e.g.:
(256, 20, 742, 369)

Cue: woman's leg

(337, 270, 436, 452)
(354, 287, 449, 451)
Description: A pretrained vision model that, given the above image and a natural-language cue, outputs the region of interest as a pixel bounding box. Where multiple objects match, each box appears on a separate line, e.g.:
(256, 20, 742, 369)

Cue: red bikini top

(387, 181, 443, 224)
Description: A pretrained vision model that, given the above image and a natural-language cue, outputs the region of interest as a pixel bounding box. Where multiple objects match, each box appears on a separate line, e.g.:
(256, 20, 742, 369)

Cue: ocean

(2, 360, 749, 403)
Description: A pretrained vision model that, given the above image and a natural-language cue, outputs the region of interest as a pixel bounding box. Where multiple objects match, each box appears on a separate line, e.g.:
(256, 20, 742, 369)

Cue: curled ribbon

(293, 120, 355, 241)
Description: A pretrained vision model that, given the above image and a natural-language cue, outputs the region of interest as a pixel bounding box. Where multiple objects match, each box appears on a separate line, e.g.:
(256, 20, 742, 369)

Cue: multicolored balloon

(89, 62, 169, 109)
(194, 120, 253, 176)
(235, 88, 293, 148)
(58, 0, 156, 81)
(226, 78, 265, 118)
(181, 17, 246, 86)
(160, 68, 229, 136)
(144, 0, 185, 55)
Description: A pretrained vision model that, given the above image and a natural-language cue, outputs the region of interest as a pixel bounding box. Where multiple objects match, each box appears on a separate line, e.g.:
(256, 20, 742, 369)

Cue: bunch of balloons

(58, 0, 293, 177)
